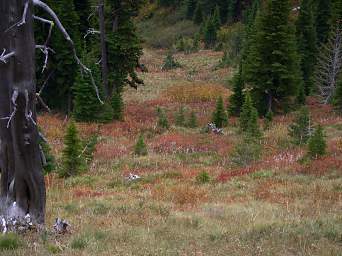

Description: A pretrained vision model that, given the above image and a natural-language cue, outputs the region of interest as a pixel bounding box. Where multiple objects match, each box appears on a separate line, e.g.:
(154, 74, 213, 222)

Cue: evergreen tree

(204, 16, 218, 48)
(288, 107, 313, 145)
(38, 133, 56, 175)
(60, 120, 84, 178)
(308, 125, 326, 158)
(73, 0, 91, 36)
(186, 0, 197, 19)
(228, 65, 245, 116)
(296, 0, 317, 96)
(193, 1, 204, 25)
(111, 91, 124, 121)
(134, 134, 148, 156)
(73, 55, 103, 122)
(316, 0, 332, 45)
(239, 92, 261, 138)
(157, 107, 170, 129)
(162, 53, 181, 70)
(42, 0, 81, 112)
(264, 110, 273, 130)
(175, 106, 186, 126)
(333, 78, 342, 112)
(187, 111, 198, 128)
(244, 0, 301, 114)
(212, 96, 228, 128)
(213, 5, 221, 30)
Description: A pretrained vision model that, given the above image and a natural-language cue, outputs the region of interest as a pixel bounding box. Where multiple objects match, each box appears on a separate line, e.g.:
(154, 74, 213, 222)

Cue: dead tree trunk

(0, 0, 102, 225)
(0, 0, 45, 224)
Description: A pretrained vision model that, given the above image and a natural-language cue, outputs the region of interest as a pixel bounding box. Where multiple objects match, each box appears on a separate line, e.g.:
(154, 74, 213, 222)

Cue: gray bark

(0, 0, 45, 224)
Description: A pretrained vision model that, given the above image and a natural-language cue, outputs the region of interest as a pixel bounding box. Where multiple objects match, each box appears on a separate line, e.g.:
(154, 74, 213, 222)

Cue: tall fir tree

(213, 5, 221, 30)
(296, 0, 317, 96)
(204, 16, 218, 48)
(315, 0, 332, 45)
(186, 0, 197, 19)
(193, 1, 204, 25)
(244, 0, 301, 114)
(111, 91, 124, 121)
(60, 120, 84, 178)
(228, 65, 245, 116)
(73, 54, 104, 122)
(42, 0, 81, 112)
(212, 96, 228, 128)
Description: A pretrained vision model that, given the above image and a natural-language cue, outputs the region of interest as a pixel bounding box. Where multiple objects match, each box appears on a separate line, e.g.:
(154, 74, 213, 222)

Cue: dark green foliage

(175, 106, 186, 126)
(73, 54, 104, 122)
(157, 107, 170, 129)
(296, 0, 317, 95)
(162, 53, 181, 70)
(204, 16, 218, 48)
(212, 96, 228, 128)
(73, 0, 91, 36)
(60, 120, 84, 178)
(40, 137, 56, 175)
(134, 134, 148, 156)
(230, 139, 262, 166)
(187, 111, 198, 128)
(82, 134, 98, 164)
(264, 110, 273, 130)
(244, 0, 301, 114)
(308, 125, 326, 158)
(239, 92, 261, 138)
(42, 0, 81, 112)
(193, 2, 204, 25)
(186, 0, 197, 19)
(289, 107, 312, 145)
(0, 233, 21, 251)
(228, 66, 244, 116)
(111, 91, 124, 121)
(212, 5, 221, 30)
(297, 83, 306, 105)
(333, 78, 342, 112)
(196, 171, 210, 183)
(316, 0, 332, 45)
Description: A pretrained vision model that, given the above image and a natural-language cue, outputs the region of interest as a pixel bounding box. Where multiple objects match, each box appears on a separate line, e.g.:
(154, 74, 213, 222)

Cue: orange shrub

(164, 82, 231, 103)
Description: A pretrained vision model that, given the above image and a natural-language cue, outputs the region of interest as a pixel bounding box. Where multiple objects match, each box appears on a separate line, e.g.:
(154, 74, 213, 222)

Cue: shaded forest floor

(3, 49, 342, 255)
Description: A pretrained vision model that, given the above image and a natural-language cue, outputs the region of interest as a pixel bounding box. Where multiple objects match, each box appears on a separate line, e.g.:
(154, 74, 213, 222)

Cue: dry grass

(5, 49, 342, 256)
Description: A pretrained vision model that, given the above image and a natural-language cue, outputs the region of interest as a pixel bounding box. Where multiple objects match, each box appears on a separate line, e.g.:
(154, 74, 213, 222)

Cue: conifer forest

(0, 0, 341, 255)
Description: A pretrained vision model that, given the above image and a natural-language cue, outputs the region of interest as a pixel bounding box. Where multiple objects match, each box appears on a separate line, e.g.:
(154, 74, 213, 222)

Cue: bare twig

(5, 0, 29, 32)
(0, 49, 15, 64)
(0, 89, 19, 128)
(84, 28, 100, 38)
(35, 45, 55, 73)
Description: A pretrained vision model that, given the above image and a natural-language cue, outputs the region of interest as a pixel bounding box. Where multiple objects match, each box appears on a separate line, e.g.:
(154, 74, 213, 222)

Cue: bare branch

(84, 28, 100, 38)
(35, 45, 55, 73)
(0, 89, 19, 128)
(0, 49, 15, 64)
(33, 15, 54, 46)
(5, 1, 29, 32)
(33, 0, 104, 104)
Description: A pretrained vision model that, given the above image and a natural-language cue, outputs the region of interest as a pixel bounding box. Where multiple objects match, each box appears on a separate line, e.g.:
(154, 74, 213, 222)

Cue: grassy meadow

(1, 49, 341, 256)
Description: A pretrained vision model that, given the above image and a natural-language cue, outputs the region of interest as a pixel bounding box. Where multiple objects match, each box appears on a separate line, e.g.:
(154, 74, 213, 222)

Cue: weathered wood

(0, 0, 45, 224)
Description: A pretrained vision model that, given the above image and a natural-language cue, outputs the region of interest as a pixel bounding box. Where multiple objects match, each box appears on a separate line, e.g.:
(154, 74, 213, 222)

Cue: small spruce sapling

(212, 96, 228, 128)
(239, 92, 261, 138)
(157, 107, 170, 129)
(175, 106, 186, 126)
(134, 134, 148, 156)
(60, 120, 84, 178)
(187, 111, 198, 128)
(289, 107, 312, 145)
(308, 125, 326, 159)
(162, 53, 181, 71)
